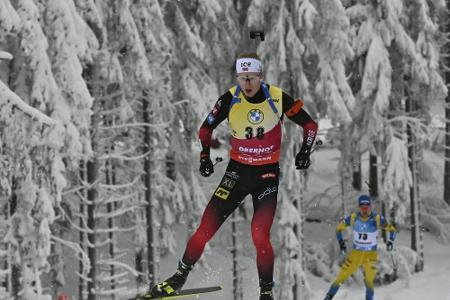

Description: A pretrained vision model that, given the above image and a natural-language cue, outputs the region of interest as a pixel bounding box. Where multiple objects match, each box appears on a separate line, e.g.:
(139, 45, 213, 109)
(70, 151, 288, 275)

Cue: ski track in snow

(128, 148, 450, 300)
(309, 233, 450, 300)
(77, 147, 449, 300)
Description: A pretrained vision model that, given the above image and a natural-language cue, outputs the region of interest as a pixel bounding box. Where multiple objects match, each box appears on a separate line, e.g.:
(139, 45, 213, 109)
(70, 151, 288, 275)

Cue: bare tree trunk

(79, 161, 87, 300)
(1, 160, 11, 295)
(406, 85, 424, 272)
(349, 55, 365, 193)
(352, 147, 362, 191)
(105, 158, 116, 300)
(1, 196, 8, 293)
(369, 154, 378, 200)
(369, 148, 387, 241)
(166, 152, 176, 181)
(142, 96, 157, 286)
(135, 248, 144, 288)
(11, 265, 20, 299)
(9, 179, 20, 299)
(286, 75, 305, 299)
(444, 0, 450, 206)
(82, 59, 102, 300)
(339, 124, 352, 215)
(87, 96, 100, 300)
(103, 112, 117, 299)
(87, 156, 98, 300)
(49, 231, 64, 299)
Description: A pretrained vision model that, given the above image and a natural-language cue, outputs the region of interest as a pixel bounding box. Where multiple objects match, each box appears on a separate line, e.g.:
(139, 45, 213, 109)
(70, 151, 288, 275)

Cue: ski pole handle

(213, 157, 223, 166)
(310, 139, 323, 154)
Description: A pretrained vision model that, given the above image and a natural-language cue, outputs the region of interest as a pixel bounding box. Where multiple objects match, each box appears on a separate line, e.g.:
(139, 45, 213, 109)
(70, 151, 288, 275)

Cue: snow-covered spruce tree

(312, 0, 356, 227)
(209, 1, 241, 92)
(128, 0, 178, 286)
(386, 0, 448, 268)
(445, 0, 450, 206)
(246, 1, 306, 298)
(345, 0, 447, 271)
(0, 6, 21, 298)
(247, 0, 354, 298)
(159, 0, 221, 266)
(68, 1, 105, 299)
(72, 1, 158, 298)
(0, 0, 92, 299)
(246, 1, 310, 298)
(81, 47, 143, 300)
(98, 1, 155, 296)
(345, 0, 417, 274)
(345, 0, 393, 225)
(191, 2, 245, 295)
(0, 80, 59, 300)
(33, 1, 98, 297)
(165, 0, 219, 225)
(403, 0, 447, 270)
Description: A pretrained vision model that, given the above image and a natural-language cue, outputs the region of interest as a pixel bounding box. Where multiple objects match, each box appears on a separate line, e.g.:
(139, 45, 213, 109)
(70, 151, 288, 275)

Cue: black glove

(386, 240, 394, 252)
(338, 239, 347, 254)
(295, 146, 311, 169)
(199, 156, 214, 177)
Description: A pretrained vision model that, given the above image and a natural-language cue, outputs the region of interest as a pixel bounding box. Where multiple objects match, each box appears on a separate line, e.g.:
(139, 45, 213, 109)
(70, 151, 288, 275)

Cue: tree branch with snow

(0, 80, 57, 127)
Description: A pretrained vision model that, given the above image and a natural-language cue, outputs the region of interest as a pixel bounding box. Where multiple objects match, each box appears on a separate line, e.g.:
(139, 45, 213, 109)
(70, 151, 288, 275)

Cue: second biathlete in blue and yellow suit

(324, 195, 397, 300)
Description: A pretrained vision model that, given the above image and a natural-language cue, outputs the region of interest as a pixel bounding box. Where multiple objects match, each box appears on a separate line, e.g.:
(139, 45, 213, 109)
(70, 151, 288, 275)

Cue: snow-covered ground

(309, 229, 450, 300)
(118, 147, 450, 300)
(144, 215, 450, 300)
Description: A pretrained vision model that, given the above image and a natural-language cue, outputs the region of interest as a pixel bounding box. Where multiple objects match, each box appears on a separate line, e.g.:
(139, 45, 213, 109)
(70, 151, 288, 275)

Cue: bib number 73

(358, 233, 368, 240)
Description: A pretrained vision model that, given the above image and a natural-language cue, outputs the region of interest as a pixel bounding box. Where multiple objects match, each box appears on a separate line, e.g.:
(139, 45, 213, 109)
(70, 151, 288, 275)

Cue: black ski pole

(389, 251, 398, 281)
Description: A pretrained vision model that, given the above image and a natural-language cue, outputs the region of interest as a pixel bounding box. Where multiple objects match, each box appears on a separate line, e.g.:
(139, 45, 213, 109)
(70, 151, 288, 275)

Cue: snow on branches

(0, 80, 57, 126)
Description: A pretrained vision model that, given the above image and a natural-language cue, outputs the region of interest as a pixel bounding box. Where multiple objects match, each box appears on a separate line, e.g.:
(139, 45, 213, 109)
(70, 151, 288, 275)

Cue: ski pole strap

(229, 85, 241, 112)
(261, 82, 279, 116)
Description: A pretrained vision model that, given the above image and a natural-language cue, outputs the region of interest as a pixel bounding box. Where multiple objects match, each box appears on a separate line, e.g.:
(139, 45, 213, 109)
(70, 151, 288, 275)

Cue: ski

(127, 285, 223, 300)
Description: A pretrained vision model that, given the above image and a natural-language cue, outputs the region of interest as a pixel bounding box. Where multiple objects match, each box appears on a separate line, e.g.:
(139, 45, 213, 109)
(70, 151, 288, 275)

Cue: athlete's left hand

(386, 240, 394, 251)
(295, 146, 311, 169)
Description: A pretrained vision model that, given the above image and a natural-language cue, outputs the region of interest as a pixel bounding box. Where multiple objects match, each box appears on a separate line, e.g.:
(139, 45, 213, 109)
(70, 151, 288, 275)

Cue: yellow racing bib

(228, 85, 283, 165)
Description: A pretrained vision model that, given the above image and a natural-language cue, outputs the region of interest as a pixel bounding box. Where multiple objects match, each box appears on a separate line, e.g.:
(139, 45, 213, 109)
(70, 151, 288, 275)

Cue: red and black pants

(182, 159, 280, 284)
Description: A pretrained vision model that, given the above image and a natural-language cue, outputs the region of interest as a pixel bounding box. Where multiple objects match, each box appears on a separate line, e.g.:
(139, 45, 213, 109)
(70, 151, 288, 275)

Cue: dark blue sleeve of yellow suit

(324, 212, 396, 300)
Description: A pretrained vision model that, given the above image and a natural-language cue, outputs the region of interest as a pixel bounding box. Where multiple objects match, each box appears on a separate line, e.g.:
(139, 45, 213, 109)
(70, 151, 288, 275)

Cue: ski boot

(259, 280, 274, 300)
(323, 284, 339, 300)
(146, 261, 192, 298)
(323, 294, 334, 300)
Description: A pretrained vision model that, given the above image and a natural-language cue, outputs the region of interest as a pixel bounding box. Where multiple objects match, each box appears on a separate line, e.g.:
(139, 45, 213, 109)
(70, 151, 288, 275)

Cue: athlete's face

(359, 204, 371, 217)
(236, 72, 262, 98)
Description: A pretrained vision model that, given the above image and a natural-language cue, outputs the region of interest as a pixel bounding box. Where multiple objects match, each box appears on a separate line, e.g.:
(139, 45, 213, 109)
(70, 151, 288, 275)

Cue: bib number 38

(245, 127, 265, 139)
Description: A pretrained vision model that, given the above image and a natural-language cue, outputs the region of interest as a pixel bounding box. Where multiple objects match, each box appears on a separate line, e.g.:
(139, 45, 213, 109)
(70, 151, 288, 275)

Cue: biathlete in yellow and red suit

(148, 52, 318, 300)
(323, 194, 397, 300)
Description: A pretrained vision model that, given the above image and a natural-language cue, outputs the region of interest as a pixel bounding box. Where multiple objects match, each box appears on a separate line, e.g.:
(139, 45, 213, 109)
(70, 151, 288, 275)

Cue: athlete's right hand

(338, 239, 347, 254)
(199, 156, 214, 177)
(386, 240, 394, 252)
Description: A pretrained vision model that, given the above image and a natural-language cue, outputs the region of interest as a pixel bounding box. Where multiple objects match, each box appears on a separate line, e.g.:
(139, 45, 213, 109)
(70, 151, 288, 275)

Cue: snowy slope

(134, 217, 450, 300)
(118, 146, 450, 300)
(308, 229, 450, 300)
